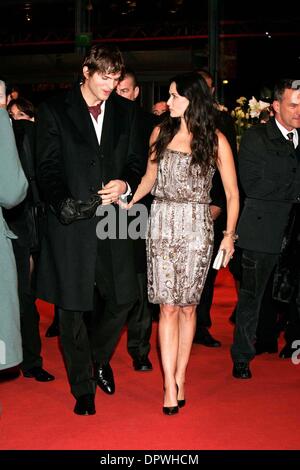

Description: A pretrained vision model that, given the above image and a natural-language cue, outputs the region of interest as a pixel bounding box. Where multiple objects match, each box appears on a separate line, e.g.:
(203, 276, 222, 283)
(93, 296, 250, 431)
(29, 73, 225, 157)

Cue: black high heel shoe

(177, 398, 186, 408)
(162, 405, 179, 415)
(162, 386, 179, 415)
(176, 384, 186, 408)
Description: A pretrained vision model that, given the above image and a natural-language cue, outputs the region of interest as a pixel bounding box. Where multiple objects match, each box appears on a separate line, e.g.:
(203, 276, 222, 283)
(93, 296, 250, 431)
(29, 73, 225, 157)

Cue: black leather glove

(54, 194, 102, 225)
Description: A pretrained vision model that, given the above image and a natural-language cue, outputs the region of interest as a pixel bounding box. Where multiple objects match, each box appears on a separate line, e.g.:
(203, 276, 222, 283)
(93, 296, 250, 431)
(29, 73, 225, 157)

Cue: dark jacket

(36, 85, 144, 310)
(4, 120, 37, 249)
(237, 118, 300, 254)
(273, 204, 300, 302)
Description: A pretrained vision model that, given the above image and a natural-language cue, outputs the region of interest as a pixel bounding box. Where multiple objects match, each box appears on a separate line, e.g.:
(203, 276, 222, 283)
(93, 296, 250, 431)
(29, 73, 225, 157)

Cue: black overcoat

(36, 85, 144, 310)
(237, 118, 300, 254)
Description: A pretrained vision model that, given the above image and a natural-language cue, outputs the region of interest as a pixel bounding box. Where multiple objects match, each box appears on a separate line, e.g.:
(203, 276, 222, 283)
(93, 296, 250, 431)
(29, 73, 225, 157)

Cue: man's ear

(82, 66, 90, 80)
(134, 86, 140, 101)
(272, 100, 280, 114)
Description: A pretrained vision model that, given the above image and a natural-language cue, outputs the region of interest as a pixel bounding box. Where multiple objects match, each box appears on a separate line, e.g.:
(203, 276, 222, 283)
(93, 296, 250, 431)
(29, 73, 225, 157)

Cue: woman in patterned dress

(124, 72, 239, 414)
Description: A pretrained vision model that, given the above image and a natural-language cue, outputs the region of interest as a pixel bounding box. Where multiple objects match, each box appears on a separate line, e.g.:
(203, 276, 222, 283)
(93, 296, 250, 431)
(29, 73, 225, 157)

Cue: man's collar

(275, 118, 296, 138)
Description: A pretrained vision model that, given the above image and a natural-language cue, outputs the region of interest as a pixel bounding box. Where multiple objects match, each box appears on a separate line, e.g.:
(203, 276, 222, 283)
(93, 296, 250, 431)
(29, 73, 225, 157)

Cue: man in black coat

(231, 79, 300, 379)
(36, 46, 144, 414)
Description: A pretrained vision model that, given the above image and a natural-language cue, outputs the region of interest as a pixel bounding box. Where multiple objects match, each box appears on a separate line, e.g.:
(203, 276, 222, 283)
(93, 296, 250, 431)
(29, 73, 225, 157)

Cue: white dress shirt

(275, 118, 299, 148)
(88, 100, 131, 197)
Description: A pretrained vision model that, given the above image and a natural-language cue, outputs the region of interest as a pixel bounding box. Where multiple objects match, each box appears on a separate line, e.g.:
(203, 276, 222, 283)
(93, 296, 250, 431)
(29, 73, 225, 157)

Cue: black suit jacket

(4, 120, 36, 248)
(237, 118, 300, 254)
(36, 85, 144, 310)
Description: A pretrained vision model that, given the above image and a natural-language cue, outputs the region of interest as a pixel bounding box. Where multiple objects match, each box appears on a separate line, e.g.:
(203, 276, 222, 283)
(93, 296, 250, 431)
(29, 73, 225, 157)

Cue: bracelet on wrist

(222, 230, 239, 242)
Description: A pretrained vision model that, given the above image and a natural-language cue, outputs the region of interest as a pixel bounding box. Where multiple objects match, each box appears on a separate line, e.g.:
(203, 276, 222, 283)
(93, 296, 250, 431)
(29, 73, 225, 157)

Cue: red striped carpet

(1, 268, 300, 450)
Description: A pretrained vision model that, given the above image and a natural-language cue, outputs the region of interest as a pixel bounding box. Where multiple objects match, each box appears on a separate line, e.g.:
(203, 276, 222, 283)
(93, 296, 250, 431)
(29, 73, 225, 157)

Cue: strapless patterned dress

(147, 149, 215, 305)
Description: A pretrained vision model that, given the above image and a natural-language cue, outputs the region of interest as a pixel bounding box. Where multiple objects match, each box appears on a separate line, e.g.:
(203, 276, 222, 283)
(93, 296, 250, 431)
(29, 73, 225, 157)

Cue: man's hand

(98, 179, 127, 205)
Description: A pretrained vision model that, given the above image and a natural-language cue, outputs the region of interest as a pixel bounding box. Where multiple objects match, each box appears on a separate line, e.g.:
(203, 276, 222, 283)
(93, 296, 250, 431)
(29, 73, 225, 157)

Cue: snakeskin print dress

(147, 149, 215, 305)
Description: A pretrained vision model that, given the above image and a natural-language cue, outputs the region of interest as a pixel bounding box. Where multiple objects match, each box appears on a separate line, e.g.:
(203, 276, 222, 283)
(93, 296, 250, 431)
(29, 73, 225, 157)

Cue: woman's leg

(175, 305, 197, 401)
(159, 304, 180, 407)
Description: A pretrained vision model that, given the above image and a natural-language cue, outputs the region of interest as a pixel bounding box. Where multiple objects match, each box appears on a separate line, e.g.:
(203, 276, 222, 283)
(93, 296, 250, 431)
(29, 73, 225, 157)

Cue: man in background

(116, 68, 158, 371)
(231, 79, 300, 379)
(152, 101, 169, 117)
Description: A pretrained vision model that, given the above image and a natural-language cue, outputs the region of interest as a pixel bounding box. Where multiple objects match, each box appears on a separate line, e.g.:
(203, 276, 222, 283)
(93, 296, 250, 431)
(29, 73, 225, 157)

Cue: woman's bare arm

(216, 131, 240, 266)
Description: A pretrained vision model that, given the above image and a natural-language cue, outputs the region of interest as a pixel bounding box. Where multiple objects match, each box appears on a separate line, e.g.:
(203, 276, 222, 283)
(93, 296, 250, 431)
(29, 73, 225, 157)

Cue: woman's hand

(117, 198, 135, 210)
(218, 237, 235, 268)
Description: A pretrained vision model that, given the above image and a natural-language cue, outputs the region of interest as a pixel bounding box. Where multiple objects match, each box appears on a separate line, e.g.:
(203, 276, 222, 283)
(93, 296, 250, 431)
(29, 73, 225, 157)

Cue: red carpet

(1, 268, 300, 450)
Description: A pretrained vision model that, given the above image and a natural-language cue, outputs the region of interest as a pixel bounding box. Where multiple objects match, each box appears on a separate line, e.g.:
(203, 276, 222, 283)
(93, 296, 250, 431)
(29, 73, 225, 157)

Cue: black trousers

(231, 250, 278, 363)
(255, 270, 279, 345)
(127, 273, 152, 360)
(284, 279, 300, 344)
(58, 309, 95, 398)
(58, 251, 136, 399)
(12, 242, 42, 372)
(90, 273, 152, 362)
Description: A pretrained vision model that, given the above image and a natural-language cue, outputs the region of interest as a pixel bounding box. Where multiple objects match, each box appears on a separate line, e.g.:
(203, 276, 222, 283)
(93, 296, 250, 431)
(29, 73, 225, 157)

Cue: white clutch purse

(212, 249, 226, 270)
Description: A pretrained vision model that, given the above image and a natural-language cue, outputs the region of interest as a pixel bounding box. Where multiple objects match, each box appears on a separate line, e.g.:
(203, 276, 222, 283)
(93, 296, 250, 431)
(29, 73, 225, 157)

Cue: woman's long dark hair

(152, 72, 218, 173)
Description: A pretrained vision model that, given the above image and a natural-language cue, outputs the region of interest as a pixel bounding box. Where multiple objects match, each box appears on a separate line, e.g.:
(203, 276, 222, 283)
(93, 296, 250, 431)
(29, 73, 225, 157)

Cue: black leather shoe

(94, 363, 115, 395)
(45, 321, 60, 337)
(133, 356, 153, 371)
(279, 343, 294, 359)
(23, 366, 55, 382)
(255, 341, 278, 355)
(74, 394, 96, 416)
(163, 405, 179, 416)
(232, 362, 252, 379)
(193, 327, 221, 347)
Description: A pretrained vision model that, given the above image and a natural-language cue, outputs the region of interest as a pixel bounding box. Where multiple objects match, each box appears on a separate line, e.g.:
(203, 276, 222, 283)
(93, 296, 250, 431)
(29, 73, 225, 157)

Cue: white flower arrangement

(231, 96, 271, 139)
(248, 96, 270, 118)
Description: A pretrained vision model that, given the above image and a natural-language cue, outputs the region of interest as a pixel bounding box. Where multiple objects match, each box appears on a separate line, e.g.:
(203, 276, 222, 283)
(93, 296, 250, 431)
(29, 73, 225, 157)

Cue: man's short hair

(123, 68, 139, 88)
(273, 78, 299, 101)
(82, 45, 125, 79)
